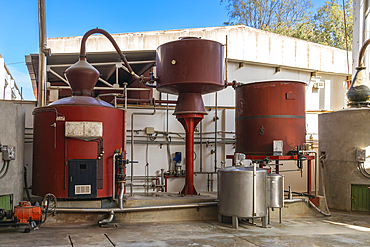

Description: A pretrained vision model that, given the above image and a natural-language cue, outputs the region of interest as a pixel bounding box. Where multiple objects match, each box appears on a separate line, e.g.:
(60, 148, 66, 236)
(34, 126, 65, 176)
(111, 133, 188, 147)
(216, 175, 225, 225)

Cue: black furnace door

(68, 159, 97, 198)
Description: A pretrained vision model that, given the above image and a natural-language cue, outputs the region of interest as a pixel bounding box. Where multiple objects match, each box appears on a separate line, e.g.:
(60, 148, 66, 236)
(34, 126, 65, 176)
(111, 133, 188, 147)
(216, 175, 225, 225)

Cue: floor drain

(104, 233, 116, 246)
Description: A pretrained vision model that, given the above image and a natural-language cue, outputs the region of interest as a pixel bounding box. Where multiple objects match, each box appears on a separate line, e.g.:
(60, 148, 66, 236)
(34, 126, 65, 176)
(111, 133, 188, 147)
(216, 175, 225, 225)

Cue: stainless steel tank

(218, 166, 267, 218)
(266, 173, 284, 208)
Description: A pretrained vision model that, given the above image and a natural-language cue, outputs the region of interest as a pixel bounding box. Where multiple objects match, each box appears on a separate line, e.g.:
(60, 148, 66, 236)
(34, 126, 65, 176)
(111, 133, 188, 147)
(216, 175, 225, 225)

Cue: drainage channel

(68, 234, 115, 246)
(105, 233, 116, 246)
(68, 235, 74, 247)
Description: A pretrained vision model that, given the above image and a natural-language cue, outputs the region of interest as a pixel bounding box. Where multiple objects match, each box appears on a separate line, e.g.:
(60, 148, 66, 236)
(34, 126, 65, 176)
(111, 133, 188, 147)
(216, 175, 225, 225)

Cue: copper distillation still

(61, 30, 225, 196)
(347, 39, 370, 106)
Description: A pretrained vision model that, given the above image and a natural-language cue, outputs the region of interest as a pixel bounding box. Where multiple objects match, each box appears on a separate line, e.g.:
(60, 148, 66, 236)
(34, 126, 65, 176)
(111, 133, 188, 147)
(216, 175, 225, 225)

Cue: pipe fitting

(98, 211, 115, 226)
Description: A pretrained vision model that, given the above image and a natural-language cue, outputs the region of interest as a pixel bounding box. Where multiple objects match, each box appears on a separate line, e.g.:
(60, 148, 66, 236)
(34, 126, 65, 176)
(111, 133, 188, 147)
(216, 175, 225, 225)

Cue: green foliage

(312, 0, 353, 50)
(223, 0, 353, 50)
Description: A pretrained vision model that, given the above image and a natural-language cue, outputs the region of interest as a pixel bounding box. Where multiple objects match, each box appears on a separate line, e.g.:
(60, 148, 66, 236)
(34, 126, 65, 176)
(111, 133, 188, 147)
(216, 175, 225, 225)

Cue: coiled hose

(0, 160, 10, 179)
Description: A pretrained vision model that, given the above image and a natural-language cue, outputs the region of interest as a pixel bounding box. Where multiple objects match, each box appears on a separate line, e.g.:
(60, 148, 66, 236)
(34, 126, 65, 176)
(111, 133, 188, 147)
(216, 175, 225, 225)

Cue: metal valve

(2, 145, 15, 161)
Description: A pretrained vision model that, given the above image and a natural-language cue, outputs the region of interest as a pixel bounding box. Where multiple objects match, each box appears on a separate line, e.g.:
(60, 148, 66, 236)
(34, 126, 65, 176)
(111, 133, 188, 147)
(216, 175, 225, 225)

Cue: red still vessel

(235, 80, 306, 155)
(156, 38, 224, 195)
(32, 97, 123, 199)
(32, 29, 125, 199)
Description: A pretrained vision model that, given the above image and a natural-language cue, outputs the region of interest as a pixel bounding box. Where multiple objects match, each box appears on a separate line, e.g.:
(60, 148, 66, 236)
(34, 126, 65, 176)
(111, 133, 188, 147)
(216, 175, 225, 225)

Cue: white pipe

(54, 202, 217, 213)
(119, 183, 125, 209)
(253, 163, 257, 216)
(284, 198, 306, 203)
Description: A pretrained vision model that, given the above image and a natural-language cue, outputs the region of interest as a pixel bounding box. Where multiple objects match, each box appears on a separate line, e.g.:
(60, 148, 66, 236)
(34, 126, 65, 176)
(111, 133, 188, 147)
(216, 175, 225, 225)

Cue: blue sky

(0, 0, 326, 100)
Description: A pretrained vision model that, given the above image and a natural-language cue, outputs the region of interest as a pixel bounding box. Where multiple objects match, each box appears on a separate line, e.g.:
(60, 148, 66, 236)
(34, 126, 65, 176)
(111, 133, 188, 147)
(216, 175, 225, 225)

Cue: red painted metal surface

(177, 114, 204, 195)
(174, 93, 206, 115)
(32, 97, 123, 199)
(156, 38, 224, 95)
(156, 38, 224, 195)
(235, 81, 306, 155)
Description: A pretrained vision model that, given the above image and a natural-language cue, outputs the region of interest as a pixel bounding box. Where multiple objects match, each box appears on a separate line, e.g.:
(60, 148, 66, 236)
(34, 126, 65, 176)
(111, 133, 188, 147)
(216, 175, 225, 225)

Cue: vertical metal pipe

(279, 208, 282, 223)
(314, 151, 317, 197)
(130, 107, 156, 194)
(119, 183, 124, 209)
(161, 168, 164, 186)
(112, 153, 118, 200)
(307, 159, 312, 195)
(253, 163, 257, 216)
(214, 92, 218, 172)
(116, 65, 119, 85)
(200, 121, 203, 172)
(225, 35, 228, 84)
(352, 0, 365, 73)
(166, 93, 171, 171)
(124, 82, 127, 152)
(210, 173, 213, 191)
(38, 0, 47, 107)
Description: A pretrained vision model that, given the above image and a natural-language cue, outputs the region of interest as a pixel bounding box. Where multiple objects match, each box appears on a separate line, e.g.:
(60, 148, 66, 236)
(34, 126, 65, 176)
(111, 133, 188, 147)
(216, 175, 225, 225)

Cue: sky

(0, 0, 327, 101)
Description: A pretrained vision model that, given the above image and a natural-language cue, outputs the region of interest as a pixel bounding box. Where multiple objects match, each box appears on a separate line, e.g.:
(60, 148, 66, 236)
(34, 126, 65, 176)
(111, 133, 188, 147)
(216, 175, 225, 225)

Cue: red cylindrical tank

(235, 81, 306, 155)
(32, 97, 123, 199)
(156, 37, 224, 95)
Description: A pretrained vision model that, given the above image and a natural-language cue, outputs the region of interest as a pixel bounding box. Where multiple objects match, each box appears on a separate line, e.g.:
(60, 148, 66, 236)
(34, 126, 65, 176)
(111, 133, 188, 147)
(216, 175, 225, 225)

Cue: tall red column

(177, 113, 203, 195)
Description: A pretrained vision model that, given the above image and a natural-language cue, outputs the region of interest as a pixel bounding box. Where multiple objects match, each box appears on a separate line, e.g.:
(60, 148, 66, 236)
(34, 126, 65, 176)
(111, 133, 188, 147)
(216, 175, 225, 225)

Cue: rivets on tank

(171, 60, 176, 65)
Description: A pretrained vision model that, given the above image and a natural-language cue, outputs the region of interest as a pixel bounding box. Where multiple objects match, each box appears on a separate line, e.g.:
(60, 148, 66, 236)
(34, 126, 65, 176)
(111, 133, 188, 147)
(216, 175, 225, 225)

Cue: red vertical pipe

(185, 121, 195, 195)
(177, 113, 203, 195)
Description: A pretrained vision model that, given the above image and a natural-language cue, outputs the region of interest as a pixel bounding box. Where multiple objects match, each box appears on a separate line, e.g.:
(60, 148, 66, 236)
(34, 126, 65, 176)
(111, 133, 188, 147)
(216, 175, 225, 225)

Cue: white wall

(0, 57, 22, 100)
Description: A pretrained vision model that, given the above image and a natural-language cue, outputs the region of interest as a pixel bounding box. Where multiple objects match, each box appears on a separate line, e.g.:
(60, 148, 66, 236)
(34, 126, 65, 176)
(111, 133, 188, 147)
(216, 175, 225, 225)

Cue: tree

(222, 0, 313, 32)
(312, 0, 352, 50)
(223, 0, 353, 50)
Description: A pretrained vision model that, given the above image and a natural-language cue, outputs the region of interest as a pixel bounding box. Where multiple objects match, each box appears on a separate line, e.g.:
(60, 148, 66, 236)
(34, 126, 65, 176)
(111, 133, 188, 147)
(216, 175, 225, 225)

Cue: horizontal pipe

(122, 98, 177, 105)
(284, 198, 307, 203)
(54, 202, 217, 213)
(124, 140, 235, 145)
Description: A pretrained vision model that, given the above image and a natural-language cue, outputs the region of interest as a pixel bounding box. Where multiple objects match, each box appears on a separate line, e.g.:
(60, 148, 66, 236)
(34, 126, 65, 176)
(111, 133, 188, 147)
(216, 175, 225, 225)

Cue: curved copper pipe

(79, 28, 152, 82)
(358, 39, 370, 67)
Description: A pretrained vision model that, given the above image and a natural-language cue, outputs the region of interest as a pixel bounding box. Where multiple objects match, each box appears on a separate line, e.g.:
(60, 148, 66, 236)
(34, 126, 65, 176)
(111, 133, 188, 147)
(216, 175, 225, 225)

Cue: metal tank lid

(156, 36, 221, 48)
(48, 96, 113, 108)
(219, 165, 267, 173)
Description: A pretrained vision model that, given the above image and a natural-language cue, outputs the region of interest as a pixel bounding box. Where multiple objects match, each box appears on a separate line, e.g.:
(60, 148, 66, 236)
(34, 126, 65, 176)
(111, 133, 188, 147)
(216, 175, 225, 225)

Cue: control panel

(356, 149, 366, 162)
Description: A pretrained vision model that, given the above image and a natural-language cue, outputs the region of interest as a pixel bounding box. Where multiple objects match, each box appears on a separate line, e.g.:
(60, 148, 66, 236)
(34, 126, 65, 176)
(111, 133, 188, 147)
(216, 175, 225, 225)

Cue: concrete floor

(1, 211, 370, 246)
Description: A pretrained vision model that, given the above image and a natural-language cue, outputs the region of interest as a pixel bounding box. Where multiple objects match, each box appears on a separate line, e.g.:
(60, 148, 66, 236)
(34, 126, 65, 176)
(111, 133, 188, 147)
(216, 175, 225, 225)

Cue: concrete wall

(319, 108, 370, 211)
(48, 25, 350, 75)
(0, 101, 25, 206)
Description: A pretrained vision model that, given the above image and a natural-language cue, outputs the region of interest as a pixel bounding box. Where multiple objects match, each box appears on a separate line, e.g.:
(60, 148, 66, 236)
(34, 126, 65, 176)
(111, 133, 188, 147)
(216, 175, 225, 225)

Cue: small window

(80, 164, 87, 170)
